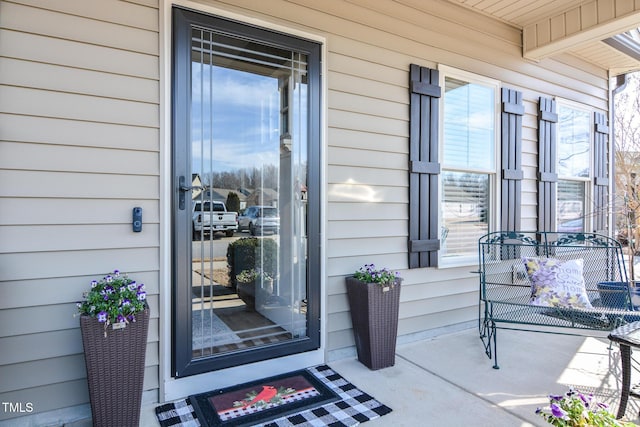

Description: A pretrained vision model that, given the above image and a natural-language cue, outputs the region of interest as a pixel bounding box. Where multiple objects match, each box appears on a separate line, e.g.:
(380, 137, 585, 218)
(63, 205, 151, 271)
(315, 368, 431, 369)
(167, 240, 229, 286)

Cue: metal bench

(478, 231, 640, 369)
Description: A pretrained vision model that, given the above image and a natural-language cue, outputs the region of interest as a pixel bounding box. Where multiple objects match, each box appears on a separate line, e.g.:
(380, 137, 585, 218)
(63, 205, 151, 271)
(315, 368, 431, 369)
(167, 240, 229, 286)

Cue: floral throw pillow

(522, 257, 593, 309)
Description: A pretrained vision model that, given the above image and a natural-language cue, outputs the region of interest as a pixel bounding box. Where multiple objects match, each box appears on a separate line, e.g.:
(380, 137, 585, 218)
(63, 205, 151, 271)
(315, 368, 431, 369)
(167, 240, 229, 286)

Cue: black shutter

(537, 97, 558, 232)
(409, 64, 441, 268)
(593, 112, 609, 232)
(501, 88, 524, 232)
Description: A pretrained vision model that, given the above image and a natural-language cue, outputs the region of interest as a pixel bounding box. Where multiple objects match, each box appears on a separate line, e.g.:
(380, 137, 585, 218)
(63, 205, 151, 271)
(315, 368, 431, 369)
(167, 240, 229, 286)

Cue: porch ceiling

(441, 0, 640, 75)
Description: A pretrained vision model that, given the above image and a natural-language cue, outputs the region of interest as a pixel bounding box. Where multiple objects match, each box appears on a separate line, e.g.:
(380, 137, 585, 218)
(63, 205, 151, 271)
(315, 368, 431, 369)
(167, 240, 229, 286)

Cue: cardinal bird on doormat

(234, 385, 296, 409)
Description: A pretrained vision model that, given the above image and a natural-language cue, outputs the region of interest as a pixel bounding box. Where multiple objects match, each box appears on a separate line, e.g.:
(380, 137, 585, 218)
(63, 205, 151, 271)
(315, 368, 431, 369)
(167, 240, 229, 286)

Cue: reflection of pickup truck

(192, 201, 238, 239)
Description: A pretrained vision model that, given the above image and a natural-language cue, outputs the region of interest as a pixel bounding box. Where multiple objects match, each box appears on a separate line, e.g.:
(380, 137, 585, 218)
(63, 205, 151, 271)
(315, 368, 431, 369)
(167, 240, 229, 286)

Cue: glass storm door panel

(172, 8, 320, 377)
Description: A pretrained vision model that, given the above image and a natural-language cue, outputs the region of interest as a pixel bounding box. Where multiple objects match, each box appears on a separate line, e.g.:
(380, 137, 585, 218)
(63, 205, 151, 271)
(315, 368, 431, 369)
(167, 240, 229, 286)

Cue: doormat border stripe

(155, 365, 392, 427)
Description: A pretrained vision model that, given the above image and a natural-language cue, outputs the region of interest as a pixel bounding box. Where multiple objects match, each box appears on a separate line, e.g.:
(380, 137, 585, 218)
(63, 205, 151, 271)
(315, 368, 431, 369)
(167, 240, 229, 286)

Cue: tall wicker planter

(345, 277, 401, 370)
(80, 307, 150, 427)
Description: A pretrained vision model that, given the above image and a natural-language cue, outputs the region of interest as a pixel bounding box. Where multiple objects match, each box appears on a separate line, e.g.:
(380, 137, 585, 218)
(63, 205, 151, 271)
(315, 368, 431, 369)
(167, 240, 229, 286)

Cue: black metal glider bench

(478, 231, 640, 370)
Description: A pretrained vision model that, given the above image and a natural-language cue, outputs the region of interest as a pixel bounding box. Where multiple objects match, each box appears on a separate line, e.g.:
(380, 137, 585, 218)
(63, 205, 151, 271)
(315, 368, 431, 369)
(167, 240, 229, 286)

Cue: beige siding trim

(0, 225, 160, 254)
(15, 0, 159, 31)
(1, 2, 158, 55)
(0, 380, 89, 421)
(0, 57, 159, 104)
(0, 30, 159, 79)
(0, 170, 159, 199)
(0, 86, 159, 128)
(0, 248, 159, 282)
(0, 114, 160, 151)
(0, 199, 160, 226)
(0, 272, 159, 310)
(1, 0, 161, 421)
(0, 142, 159, 175)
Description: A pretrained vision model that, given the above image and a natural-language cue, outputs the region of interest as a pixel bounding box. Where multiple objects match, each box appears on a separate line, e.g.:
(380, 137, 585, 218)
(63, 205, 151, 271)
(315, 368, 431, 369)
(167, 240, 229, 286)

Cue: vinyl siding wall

(0, 0, 160, 421)
(200, 0, 606, 353)
(0, 0, 611, 421)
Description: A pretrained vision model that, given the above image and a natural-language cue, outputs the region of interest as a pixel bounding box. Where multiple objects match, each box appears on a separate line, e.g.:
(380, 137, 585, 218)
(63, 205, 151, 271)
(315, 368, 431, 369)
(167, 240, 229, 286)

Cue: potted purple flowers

(77, 270, 149, 427)
(346, 264, 402, 370)
(536, 388, 635, 426)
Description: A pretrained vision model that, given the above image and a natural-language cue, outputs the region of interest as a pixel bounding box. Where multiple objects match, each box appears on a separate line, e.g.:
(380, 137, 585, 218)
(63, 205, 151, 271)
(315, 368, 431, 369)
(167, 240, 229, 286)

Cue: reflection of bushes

(236, 268, 272, 284)
(226, 237, 277, 289)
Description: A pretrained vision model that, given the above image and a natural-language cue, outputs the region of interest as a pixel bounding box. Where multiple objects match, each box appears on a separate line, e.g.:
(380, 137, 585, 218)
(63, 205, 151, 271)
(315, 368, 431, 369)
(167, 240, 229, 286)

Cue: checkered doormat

(155, 365, 392, 426)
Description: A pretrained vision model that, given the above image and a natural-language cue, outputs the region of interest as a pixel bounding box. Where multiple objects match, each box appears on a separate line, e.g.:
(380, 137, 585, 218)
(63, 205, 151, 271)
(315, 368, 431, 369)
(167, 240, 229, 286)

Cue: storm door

(172, 8, 321, 377)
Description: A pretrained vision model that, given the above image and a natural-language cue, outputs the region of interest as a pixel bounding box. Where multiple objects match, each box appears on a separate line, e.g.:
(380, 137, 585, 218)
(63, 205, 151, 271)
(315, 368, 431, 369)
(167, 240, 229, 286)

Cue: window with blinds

(440, 68, 499, 263)
(557, 103, 592, 233)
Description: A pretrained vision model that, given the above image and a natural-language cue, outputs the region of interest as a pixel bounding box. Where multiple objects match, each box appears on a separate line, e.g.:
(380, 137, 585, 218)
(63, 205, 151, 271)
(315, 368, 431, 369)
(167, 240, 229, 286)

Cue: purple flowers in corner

(535, 388, 627, 426)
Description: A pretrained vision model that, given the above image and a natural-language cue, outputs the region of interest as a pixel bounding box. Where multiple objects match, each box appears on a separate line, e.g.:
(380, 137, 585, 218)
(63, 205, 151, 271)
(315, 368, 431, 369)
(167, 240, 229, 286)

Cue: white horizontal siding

(15, 0, 159, 31)
(0, 57, 159, 104)
(0, 0, 160, 421)
(0, 272, 159, 310)
(0, 248, 159, 282)
(0, 170, 159, 199)
(0, 225, 160, 254)
(1, 1, 158, 55)
(0, 86, 158, 128)
(0, 199, 159, 226)
(0, 30, 159, 79)
(0, 114, 159, 151)
(0, 142, 159, 175)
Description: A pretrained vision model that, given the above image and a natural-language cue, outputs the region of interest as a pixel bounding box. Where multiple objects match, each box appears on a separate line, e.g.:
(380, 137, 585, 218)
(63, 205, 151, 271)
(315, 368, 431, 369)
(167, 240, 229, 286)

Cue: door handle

(178, 176, 204, 210)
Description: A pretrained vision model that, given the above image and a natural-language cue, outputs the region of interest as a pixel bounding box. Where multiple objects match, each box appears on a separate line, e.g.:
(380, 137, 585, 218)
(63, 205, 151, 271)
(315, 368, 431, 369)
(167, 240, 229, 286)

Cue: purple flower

(117, 314, 125, 323)
(550, 403, 567, 418)
(549, 394, 563, 402)
(122, 299, 131, 307)
(579, 393, 591, 407)
(103, 294, 109, 301)
(90, 280, 98, 288)
(105, 275, 113, 283)
(97, 311, 108, 322)
(127, 314, 135, 322)
(137, 291, 146, 301)
(138, 283, 145, 291)
(105, 285, 114, 294)
(128, 282, 137, 291)
(113, 270, 120, 277)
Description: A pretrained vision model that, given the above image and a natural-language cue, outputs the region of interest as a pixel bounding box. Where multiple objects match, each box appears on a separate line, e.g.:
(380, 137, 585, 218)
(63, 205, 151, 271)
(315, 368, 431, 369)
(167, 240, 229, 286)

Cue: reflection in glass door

(172, 9, 320, 377)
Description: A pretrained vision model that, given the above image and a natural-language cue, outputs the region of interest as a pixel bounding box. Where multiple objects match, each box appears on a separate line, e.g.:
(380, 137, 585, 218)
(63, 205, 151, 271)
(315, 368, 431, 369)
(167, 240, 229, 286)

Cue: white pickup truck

(192, 200, 238, 239)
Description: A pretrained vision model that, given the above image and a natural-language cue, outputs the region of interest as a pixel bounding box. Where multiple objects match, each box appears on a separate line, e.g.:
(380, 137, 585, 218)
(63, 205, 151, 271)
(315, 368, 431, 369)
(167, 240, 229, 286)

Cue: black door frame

(171, 7, 322, 378)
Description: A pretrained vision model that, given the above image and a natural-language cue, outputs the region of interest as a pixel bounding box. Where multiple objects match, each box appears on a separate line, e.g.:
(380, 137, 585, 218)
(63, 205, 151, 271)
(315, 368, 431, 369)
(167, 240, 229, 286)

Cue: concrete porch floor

(140, 327, 640, 426)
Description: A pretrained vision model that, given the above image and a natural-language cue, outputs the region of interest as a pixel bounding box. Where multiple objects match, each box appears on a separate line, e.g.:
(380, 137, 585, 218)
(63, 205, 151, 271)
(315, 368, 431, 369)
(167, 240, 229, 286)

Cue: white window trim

(437, 65, 501, 267)
(554, 98, 594, 233)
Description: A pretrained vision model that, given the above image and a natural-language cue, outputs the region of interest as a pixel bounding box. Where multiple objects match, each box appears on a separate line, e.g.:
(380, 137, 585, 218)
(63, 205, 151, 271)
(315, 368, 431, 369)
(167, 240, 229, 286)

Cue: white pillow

(522, 257, 593, 309)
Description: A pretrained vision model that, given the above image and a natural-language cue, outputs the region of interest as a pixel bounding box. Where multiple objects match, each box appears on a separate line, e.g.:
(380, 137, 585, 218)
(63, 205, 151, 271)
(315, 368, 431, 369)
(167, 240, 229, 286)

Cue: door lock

(178, 176, 203, 210)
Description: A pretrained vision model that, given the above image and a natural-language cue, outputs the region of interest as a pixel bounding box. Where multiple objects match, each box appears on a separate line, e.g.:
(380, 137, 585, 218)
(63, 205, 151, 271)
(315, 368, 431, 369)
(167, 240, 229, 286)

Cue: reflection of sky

(443, 81, 495, 170)
(191, 64, 280, 173)
(558, 106, 590, 178)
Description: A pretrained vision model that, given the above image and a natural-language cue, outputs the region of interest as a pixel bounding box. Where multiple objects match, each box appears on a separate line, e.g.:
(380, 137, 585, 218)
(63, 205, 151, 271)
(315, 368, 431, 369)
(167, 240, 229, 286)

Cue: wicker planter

(345, 277, 401, 370)
(80, 307, 149, 427)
